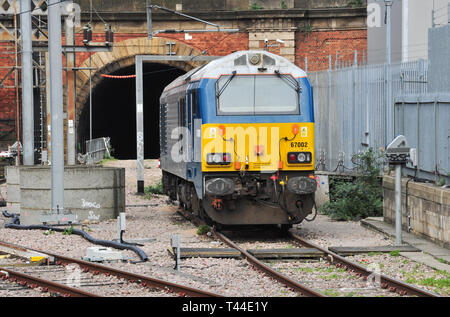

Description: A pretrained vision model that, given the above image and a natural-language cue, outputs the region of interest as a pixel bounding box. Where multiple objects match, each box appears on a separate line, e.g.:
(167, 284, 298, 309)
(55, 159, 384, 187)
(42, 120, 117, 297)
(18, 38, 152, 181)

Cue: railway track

(0, 240, 222, 297)
(177, 208, 324, 297)
(0, 266, 99, 297)
(212, 229, 325, 297)
(288, 231, 439, 297)
(177, 208, 440, 298)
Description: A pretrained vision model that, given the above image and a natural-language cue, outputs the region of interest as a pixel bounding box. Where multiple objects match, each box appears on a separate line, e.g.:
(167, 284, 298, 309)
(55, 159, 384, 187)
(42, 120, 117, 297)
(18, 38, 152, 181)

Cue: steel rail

(288, 231, 440, 297)
(0, 266, 99, 297)
(211, 228, 326, 297)
(47, 253, 223, 297)
(0, 240, 222, 297)
(175, 208, 325, 296)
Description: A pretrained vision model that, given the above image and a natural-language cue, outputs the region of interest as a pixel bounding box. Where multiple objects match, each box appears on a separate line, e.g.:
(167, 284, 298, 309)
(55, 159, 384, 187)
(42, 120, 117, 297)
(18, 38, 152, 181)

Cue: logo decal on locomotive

(301, 127, 307, 137)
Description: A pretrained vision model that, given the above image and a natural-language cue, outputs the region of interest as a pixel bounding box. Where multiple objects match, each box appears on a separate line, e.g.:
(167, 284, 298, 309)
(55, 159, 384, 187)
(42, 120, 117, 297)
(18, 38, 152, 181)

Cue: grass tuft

(197, 225, 210, 236)
(144, 180, 163, 199)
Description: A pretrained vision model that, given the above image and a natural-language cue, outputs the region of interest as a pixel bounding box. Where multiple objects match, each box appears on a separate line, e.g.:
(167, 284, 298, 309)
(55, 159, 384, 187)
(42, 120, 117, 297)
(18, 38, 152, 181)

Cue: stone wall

(383, 175, 450, 249)
(74, 0, 366, 12)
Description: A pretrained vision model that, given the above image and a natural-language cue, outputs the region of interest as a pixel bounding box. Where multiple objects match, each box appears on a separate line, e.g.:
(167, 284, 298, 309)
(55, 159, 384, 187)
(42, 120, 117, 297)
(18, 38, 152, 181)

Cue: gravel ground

(347, 253, 450, 296)
(269, 260, 399, 297)
(11, 265, 172, 297)
(0, 159, 446, 297)
(0, 280, 52, 297)
(292, 215, 393, 249)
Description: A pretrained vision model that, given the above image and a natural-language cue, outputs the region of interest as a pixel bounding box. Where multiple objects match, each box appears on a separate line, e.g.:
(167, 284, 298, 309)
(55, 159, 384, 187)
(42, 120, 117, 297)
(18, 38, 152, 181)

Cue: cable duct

(2, 210, 148, 262)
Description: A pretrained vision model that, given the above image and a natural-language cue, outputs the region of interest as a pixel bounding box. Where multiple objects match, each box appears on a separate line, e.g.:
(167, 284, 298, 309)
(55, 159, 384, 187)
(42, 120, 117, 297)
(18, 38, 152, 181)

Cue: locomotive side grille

(159, 103, 168, 155)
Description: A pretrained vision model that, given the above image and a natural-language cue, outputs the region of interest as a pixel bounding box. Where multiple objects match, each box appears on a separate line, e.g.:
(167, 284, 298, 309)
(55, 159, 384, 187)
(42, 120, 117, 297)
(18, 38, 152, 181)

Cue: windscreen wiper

(216, 71, 237, 98)
(274, 70, 301, 93)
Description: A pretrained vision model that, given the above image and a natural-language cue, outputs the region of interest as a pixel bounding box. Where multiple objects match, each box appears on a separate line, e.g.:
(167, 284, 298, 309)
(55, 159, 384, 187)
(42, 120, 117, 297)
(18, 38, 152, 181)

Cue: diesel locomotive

(159, 50, 317, 228)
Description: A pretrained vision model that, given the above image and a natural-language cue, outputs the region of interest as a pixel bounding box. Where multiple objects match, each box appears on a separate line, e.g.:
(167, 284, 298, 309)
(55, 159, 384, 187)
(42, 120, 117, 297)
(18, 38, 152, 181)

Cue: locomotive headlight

(206, 153, 232, 166)
(287, 177, 317, 195)
(287, 152, 312, 164)
(297, 153, 307, 162)
(249, 54, 261, 65)
(212, 154, 222, 163)
(205, 178, 235, 196)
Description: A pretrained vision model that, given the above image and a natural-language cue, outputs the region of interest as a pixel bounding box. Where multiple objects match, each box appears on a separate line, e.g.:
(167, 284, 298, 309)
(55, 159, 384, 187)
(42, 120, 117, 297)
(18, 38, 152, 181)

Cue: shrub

(319, 148, 384, 221)
(197, 225, 210, 236)
(144, 180, 163, 199)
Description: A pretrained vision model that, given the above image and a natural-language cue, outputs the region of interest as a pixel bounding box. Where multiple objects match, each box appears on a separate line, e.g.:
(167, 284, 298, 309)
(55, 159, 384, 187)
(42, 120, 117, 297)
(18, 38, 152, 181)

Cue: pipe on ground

(2, 210, 148, 262)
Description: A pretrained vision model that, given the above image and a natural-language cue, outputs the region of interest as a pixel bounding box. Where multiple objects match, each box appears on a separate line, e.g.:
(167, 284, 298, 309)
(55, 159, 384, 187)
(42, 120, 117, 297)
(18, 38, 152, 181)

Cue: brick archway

(75, 37, 204, 125)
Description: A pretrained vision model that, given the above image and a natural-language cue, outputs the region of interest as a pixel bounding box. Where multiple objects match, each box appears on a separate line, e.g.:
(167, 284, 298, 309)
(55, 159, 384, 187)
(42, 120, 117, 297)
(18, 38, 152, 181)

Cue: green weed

(319, 148, 384, 221)
(62, 226, 74, 235)
(144, 180, 163, 199)
(197, 225, 210, 236)
(323, 289, 340, 297)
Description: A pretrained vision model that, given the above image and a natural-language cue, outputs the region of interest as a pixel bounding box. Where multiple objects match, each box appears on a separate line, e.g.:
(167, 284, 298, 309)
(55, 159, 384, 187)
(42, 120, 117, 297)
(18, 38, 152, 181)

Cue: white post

(48, 0, 65, 214)
(20, 0, 34, 166)
(395, 164, 402, 245)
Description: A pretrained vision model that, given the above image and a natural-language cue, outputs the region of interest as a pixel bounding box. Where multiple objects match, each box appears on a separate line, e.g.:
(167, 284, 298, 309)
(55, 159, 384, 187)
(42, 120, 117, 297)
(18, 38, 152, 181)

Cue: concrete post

(45, 52, 51, 164)
(147, 0, 152, 39)
(448, 3, 450, 24)
(327, 55, 332, 170)
(65, 17, 76, 165)
(20, 0, 34, 165)
(385, 0, 392, 65)
(385, 1, 393, 145)
(48, 0, 65, 212)
(135, 56, 145, 194)
(395, 164, 402, 245)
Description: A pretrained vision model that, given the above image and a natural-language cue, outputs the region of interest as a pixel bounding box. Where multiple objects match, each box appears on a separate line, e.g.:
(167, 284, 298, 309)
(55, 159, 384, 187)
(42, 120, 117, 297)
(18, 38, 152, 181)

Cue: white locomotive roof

(162, 50, 307, 93)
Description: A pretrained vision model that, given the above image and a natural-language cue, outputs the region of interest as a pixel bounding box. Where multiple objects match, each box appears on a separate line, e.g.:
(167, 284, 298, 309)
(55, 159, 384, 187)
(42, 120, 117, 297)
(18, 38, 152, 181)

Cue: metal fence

(78, 137, 111, 165)
(309, 58, 429, 174)
(395, 94, 450, 183)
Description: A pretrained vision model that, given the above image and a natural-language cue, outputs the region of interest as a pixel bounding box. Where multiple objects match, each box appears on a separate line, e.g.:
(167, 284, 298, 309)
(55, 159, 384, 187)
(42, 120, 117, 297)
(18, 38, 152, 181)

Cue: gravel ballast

(0, 160, 446, 297)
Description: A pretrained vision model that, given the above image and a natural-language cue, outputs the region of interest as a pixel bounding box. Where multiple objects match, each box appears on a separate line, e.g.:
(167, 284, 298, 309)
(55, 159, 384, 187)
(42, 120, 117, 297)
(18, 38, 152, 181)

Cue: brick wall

(295, 29, 367, 71)
(0, 41, 18, 148)
(383, 175, 450, 249)
(74, 32, 249, 68)
(0, 27, 366, 145)
(159, 32, 249, 57)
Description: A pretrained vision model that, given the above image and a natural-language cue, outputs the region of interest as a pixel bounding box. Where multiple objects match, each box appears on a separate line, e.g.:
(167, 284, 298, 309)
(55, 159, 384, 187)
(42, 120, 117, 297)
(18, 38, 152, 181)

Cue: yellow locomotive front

(200, 122, 317, 227)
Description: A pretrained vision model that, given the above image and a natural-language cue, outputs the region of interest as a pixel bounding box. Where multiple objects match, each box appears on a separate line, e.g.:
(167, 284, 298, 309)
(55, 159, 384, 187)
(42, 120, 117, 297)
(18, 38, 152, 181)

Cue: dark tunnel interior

(79, 63, 186, 159)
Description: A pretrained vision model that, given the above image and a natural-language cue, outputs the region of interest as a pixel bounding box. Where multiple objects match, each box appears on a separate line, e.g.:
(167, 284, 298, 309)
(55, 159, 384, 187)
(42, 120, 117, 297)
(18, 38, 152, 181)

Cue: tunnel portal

(79, 63, 186, 160)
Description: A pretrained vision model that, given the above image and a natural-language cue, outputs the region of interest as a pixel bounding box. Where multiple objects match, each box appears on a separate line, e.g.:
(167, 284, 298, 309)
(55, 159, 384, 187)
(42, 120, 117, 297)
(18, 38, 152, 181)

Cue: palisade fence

(309, 57, 449, 183)
(394, 94, 450, 183)
(77, 137, 111, 165)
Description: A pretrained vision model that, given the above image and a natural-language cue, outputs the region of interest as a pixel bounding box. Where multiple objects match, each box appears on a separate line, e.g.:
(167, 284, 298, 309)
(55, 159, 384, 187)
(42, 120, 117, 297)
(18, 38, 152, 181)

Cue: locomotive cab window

(216, 74, 300, 116)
